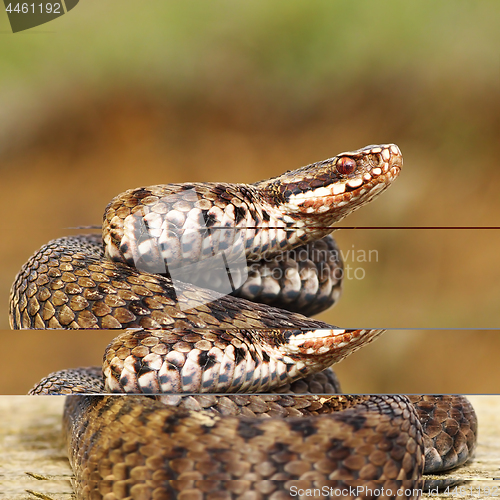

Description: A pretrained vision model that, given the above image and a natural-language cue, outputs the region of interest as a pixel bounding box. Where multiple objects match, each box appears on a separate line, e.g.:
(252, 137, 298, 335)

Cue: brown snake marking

(10, 144, 477, 500)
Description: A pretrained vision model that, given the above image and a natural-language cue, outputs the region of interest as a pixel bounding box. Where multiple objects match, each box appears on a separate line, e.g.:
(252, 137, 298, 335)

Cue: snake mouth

(280, 328, 385, 364)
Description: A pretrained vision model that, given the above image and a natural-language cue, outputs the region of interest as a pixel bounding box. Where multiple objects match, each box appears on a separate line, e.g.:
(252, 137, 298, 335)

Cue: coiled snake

(10, 144, 477, 500)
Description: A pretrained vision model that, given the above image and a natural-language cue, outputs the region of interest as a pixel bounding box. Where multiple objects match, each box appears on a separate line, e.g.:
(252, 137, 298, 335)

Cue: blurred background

(1, 1, 500, 393)
(2, 329, 500, 394)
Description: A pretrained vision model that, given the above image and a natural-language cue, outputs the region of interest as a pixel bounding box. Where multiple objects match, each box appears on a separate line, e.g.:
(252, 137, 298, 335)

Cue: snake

(9, 144, 477, 500)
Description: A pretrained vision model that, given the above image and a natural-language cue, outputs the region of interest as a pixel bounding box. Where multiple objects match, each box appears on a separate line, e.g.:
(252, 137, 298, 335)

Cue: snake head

(262, 144, 403, 225)
(264, 328, 385, 382)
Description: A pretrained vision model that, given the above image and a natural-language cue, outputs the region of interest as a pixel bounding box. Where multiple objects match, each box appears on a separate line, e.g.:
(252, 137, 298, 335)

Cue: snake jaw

(253, 328, 386, 389)
(281, 328, 383, 354)
(275, 328, 385, 367)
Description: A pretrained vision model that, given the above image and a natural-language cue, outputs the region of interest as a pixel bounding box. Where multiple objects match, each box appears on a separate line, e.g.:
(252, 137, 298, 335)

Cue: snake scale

(10, 144, 477, 500)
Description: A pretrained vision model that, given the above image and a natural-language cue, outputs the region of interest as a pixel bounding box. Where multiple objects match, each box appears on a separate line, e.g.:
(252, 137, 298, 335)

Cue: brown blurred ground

(2, 329, 500, 395)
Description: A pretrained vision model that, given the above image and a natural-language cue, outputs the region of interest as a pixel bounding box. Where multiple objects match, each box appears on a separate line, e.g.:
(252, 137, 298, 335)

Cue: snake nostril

(336, 157, 356, 176)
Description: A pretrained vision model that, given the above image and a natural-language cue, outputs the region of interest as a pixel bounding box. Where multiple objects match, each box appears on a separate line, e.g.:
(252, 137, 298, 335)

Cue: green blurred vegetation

(0, 1, 498, 98)
(0, 0, 498, 171)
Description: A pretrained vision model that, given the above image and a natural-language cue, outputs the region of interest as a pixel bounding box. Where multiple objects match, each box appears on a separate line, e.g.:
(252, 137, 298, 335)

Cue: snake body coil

(10, 144, 477, 500)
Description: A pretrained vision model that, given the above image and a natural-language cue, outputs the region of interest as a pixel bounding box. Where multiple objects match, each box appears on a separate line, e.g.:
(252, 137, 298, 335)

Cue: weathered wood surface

(0, 396, 498, 500)
(0, 397, 72, 500)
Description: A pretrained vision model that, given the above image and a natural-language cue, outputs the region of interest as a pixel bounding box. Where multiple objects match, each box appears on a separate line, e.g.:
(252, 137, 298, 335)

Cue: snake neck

(102, 328, 384, 394)
(103, 144, 402, 274)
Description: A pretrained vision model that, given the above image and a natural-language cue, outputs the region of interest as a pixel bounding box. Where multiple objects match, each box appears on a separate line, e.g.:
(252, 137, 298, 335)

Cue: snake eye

(336, 157, 356, 176)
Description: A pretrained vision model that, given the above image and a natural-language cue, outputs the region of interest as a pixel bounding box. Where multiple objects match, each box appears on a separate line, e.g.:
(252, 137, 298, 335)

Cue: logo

(3, 0, 79, 33)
